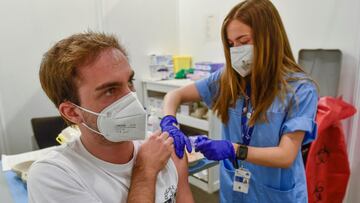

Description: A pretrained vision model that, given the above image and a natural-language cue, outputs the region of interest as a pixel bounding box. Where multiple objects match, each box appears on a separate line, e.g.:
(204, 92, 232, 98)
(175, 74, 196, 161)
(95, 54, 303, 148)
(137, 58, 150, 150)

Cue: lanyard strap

(241, 85, 254, 146)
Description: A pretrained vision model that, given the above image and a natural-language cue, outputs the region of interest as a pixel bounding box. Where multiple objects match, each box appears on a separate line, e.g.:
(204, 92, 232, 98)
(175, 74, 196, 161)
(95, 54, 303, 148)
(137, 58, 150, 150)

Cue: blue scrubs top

(195, 70, 318, 203)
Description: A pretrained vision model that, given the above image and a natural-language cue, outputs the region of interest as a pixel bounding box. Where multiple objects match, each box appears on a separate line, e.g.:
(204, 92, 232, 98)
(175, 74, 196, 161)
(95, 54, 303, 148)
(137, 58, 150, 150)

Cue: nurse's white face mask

(73, 92, 147, 142)
(230, 45, 254, 77)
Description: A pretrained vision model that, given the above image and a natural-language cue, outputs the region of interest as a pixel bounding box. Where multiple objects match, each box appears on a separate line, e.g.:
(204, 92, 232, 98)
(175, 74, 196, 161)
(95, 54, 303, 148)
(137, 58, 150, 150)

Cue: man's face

(75, 48, 135, 132)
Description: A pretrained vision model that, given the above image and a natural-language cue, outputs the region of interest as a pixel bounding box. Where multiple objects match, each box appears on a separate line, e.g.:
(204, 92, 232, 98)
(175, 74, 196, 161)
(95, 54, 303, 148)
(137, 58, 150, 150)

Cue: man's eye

(105, 88, 116, 96)
(128, 78, 135, 86)
(128, 78, 135, 91)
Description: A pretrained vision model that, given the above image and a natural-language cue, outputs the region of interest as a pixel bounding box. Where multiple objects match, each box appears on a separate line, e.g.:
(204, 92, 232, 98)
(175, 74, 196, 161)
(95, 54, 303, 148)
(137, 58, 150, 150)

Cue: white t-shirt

(27, 138, 178, 203)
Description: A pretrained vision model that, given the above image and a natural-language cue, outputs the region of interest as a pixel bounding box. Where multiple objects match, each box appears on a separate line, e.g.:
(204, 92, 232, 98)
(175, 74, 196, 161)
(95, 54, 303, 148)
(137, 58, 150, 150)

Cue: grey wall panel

(298, 49, 342, 97)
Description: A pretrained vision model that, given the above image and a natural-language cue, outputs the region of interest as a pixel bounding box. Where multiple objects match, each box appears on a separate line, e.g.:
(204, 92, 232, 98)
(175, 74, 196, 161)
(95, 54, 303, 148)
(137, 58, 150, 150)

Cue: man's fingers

(165, 136, 174, 145)
(147, 130, 161, 141)
(159, 132, 169, 140)
(153, 129, 162, 136)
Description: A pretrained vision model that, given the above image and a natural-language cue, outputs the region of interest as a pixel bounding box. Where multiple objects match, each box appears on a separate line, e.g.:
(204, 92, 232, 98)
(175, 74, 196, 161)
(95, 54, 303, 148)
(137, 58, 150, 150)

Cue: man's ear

(59, 102, 83, 124)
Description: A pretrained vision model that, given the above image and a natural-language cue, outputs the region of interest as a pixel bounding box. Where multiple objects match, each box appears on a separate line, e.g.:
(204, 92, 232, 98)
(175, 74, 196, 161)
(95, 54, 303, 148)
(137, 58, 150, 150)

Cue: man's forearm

(127, 164, 157, 203)
(175, 178, 194, 203)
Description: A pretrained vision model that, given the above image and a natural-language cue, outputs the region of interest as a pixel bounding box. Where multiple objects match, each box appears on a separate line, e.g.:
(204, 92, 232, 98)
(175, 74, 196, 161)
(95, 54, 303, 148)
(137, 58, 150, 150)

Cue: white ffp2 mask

(230, 45, 253, 77)
(74, 92, 147, 142)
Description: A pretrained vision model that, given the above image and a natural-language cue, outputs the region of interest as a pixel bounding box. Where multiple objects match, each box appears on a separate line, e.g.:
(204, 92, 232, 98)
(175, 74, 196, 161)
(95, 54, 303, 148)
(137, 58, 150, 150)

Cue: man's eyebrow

(95, 82, 121, 91)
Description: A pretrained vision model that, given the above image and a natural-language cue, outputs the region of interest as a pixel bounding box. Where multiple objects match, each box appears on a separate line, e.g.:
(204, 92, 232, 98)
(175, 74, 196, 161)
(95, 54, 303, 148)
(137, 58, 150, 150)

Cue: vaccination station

(1, 0, 360, 202)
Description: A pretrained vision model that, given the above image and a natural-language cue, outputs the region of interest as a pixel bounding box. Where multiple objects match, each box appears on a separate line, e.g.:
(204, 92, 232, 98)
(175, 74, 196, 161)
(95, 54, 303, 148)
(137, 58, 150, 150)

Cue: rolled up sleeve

(195, 70, 222, 108)
(281, 82, 318, 145)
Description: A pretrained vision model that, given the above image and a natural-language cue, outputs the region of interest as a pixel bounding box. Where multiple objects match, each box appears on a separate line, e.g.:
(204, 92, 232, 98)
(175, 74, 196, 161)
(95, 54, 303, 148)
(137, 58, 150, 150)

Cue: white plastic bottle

(147, 108, 160, 132)
(188, 135, 207, 152)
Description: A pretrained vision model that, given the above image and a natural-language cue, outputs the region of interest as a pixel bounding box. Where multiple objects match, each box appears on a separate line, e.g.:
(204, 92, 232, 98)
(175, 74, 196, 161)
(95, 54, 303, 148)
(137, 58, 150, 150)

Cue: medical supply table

(188, 159, 218, 175)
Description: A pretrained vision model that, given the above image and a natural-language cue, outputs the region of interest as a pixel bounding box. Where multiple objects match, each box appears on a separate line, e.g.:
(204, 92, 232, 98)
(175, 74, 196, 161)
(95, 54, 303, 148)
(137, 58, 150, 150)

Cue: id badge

(233, 167, 251, 193)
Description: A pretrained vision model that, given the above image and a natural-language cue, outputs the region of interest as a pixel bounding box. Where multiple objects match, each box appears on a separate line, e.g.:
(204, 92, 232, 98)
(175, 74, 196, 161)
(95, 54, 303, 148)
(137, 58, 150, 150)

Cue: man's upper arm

(171, 152, 194, 203)
(171, 152, 189, 179)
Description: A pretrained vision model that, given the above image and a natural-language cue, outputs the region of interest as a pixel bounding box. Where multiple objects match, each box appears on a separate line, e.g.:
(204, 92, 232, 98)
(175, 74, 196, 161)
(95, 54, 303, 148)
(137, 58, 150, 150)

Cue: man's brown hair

(40, 31, 127, 109)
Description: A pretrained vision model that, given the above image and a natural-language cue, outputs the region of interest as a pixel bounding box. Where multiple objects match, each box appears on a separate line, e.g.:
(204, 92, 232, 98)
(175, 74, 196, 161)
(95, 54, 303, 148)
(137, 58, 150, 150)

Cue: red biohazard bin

(306, 97, 356, 203)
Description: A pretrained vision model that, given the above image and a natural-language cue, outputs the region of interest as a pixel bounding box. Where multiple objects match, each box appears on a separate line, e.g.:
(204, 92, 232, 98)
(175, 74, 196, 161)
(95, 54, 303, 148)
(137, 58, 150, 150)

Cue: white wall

(178, 0, 360, 108)
(0, 0, 178, 155)
(178, 0, 360, 202)
(0, 93, 7, 155)
(178, 0, 240, 63)
(345, 41, 360, 203)
(0, 0, 100, 154)
(99, 0, 179, 101)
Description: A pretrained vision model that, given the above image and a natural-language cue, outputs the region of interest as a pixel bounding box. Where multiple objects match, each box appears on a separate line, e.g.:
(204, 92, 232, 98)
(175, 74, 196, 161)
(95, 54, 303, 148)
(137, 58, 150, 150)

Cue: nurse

(160, 0, 318, 202)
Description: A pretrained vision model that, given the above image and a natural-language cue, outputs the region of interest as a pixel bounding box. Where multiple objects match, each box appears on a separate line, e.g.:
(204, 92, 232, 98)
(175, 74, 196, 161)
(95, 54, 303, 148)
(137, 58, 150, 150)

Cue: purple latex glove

(194, 137, 235, 161)
(160, 115, 192, 158)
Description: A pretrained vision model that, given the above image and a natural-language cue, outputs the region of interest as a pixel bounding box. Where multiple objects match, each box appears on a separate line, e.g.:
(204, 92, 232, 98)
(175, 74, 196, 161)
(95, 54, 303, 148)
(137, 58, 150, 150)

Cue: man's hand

(160, 115, 192, 159)
(195, 136, 235, 161)
(135, 131, 174, 177)
(128, 131, 174, 203)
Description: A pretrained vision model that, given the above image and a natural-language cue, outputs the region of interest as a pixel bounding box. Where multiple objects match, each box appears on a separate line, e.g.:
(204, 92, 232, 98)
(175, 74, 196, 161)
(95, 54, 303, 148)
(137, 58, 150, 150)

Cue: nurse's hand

(160, 115, 192, 159)
(195, 137, 236, 161)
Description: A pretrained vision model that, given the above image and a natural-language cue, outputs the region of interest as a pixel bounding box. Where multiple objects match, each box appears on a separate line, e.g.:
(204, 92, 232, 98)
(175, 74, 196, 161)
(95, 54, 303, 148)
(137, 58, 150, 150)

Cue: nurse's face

(226, 19, 253, 47)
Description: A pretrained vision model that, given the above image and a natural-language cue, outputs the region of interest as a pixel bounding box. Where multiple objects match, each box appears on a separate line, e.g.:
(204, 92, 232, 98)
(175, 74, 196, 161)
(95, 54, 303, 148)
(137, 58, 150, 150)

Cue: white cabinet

(142, 79, 221, 193)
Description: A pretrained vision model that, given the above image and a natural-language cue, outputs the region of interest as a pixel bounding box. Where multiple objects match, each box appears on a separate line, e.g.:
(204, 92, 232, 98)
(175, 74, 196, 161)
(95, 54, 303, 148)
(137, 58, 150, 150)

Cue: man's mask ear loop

(72, 103, 105, 137)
